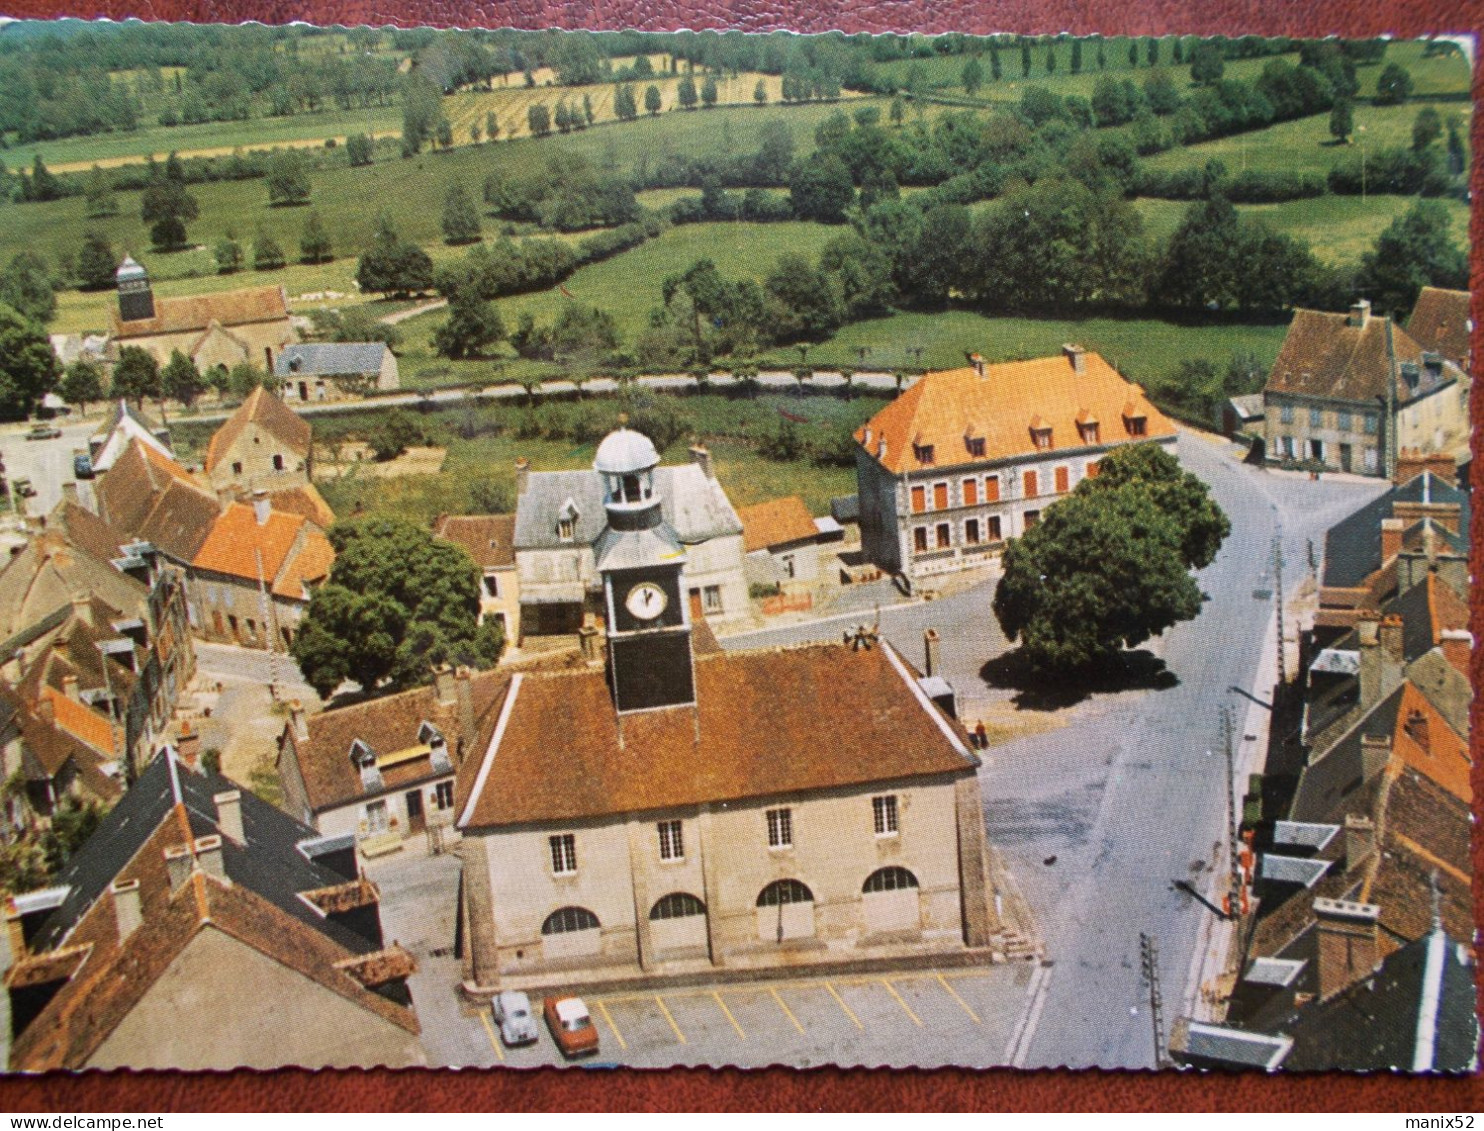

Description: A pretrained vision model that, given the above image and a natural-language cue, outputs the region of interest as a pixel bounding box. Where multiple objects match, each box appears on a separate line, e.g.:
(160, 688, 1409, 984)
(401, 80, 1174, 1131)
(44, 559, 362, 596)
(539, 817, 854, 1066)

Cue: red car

(543, 995, 600, 1059)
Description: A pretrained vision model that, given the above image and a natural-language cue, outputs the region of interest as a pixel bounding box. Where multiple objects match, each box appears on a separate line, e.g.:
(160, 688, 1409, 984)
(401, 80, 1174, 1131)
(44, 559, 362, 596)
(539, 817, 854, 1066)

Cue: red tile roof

(458, 640, 975, 829)
(112, 284, 290, 339)
(272, 526, 335, 601)
(192, 503, 305, 583)
(1406, 287, 1471, 367)
(205, 386, 312, 472)
(266, 483, 336, 530)
(737, 496, 818, 553)
(95, 440, 220, 563)
(856, 350, 1174, 474)
(433, 514, 516, 570)
(41, 687, 115, 755)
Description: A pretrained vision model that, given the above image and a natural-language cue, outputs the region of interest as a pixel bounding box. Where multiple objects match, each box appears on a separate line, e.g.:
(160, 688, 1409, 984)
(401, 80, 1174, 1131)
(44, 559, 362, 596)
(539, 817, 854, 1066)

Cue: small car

(12, 478, 34, 498)
(543, 995, 599, 1059)
(25, 424, 61, 441)
(491, 990, 538, 1047)
(73, 453, 94, 480)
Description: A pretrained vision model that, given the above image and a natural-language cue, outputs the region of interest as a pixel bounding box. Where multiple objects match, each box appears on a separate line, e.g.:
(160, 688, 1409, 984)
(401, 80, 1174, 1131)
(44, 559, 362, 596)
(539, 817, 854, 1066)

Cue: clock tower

(593, 422, 696, 714)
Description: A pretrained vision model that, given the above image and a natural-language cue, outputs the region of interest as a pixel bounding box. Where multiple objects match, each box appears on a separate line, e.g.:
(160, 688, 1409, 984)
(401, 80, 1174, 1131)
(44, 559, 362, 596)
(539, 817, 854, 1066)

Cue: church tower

(593, 421, 696, 714)
(116, 256, 155, 322)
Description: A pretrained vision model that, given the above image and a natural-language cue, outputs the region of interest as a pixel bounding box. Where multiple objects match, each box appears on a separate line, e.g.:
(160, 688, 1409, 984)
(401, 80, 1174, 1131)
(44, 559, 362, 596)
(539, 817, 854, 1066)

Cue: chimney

(1063, 344, 1086, 374)
(578, 623, 603, 664)
(288, 699, 309, 742)
(515, 458, 530, 496)
(1379, 517, 1404, 564)
(924, 628, 941, 678)
(433, 663, 456, 705)
(1360, 733, 1393, 781)
(194, 835, 226, 881)
(1343, 814, 1375, 871)
(163, 844, 195, 890)
(1313, 897, 1380, 1000)
(1440, 628, 1471, 671)
(251, 489, 271, 527)
(176, 719, 201, 772)
(70, 591, 93, 627)
(4, 906, 26, 960)
(1403, 707, 1430, 753)
(455, 666, 475, 747)
(1378, 614, 1404, 665)
(689, 444, 714, 479)
(111, 879, 143, 942)
(60, 482, 79, 505)
(214, 790, 244, 846)
(62, 675, 79, 703)
(967, 352, 986, 377)
(1349, 299, 1371, 328)
(863, 426, 873, 448)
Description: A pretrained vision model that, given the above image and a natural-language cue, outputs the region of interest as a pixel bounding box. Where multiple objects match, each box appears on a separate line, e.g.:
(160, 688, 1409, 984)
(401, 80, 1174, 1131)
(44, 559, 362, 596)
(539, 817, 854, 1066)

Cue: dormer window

(1029, 418, 1053, 451)
(1078, 421, 1099, 444)
(913, 443, 935, 466)
(966, 437, 985, 458)
(417, 721, 444, 746)
(351, 739, 382, 791)
(557, 519, 574, 541)
(1123, 402, 1147, 437)
(556, 498, 580, 542)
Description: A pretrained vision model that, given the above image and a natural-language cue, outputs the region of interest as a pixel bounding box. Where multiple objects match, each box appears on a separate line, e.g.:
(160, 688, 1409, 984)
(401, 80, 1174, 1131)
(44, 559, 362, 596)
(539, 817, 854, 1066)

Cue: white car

(492, 990, 539, 1047)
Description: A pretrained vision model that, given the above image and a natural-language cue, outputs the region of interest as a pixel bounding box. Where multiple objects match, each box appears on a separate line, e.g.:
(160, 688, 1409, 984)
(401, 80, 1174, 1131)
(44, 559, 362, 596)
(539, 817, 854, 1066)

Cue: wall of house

(315, 773, 459, 841)
(470, 776, 984, 989)
(478, 566, 521, 643)
(378, 352, 400, 392)
(206, 422, 310, 494)
(1397, 379, 1471, 459)
(1263, 394, 1384, 474)
(89, 926, 424, 1069)
(677, 532, 747, 623)
(744, 541, 823, 588)
(855, 447, 903, 577)
(188, 571, 305, 651)
(119, 320, 295, 373)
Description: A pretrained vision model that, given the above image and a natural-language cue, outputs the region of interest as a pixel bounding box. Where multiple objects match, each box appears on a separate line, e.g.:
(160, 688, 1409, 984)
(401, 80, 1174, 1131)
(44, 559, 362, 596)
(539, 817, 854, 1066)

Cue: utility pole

(1139, 933, 1166, 1068)
(255, 547, 281, 700)
(1272, 526, 1286, 688)
(1222, 707, 1242, 919)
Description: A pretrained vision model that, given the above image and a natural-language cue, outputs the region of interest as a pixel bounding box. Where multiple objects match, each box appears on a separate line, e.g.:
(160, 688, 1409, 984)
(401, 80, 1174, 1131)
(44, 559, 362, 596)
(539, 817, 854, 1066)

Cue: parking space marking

(881, 979, 923, 1027)
(824, 981, 863, 1030)
(936, 973, 982, 1025)
(655, 995, 687, 1044)
(596, 1000, 628, 1051)
(713, 991, 746, 1040)
(478, 1010, 505, 1062)
(770, 986, 805, 1035)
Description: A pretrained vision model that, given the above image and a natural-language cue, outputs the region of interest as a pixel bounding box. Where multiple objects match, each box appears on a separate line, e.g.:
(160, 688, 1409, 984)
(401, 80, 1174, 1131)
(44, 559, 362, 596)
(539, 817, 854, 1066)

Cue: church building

(456, 426, 1030, 991)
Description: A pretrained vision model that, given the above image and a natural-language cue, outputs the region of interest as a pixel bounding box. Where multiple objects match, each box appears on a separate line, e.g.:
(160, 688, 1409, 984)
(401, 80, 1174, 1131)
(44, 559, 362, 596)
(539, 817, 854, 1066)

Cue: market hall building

(455, 425, 1031, 991)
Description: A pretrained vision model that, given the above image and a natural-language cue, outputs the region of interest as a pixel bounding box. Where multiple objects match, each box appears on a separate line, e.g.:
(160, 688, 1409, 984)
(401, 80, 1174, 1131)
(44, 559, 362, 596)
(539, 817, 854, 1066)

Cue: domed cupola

(594, 416, 661, 530)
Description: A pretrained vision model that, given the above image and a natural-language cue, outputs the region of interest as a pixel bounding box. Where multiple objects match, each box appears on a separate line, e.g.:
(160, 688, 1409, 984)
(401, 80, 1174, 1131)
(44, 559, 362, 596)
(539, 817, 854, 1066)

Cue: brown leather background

(2, 0, 1483, 1111)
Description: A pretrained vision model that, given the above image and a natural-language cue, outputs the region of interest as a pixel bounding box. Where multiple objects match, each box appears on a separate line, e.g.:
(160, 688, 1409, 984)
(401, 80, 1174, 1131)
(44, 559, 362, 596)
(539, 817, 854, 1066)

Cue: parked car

(491, 990, 538, 1047)
(543, 995, 599, 1059)
(25, 424, 62, 441)
(12, 478, 35, 498)
(73, 452, 94, 480)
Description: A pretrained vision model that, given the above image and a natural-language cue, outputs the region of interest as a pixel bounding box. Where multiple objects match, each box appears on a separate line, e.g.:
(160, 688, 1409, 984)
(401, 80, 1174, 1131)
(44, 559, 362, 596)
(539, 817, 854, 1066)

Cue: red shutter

(1054, 466, 1069, 493)
(985, 476, 1000, 502)
(963, 479, 978, 506)
(1023, 470, 1038, 498)
(933, 483, 948, 510)
(911, 485, 926, 514)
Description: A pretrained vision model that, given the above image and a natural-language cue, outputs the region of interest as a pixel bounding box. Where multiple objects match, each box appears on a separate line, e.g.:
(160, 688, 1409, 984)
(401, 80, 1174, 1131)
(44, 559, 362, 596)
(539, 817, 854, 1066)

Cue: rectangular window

(966, 437, 986, 458)
(483, 574, 500, 598)
(232, 461, 243, 475)
(965, 518, 981, 545)
(872, 795, 899, 837)
(1363, 413, 1378, 435)
(915, 444, 935, 466)
(1079, 422, 1100, 444)
(557, 519, 574, 541)
(782, 554, 796, 579)
(1128, 417, 1147, 437)
(1024, 510, 1041, 530)
(1054, 466, 1070, 493)
(962, 478, 978, 507)
(1337, 409, 1352, 432)
(984, 475, 1000, 502)
(703, 585, 723, 614)
(434, 780, 455, 810)
(657, 819, 684, 861)
(549, 833, 577, 875)
(1023, 470, 1038, 498)
(366, 799, 389, 833)
(1280, 403, 1294, 425)
(933, 482, 948, 511)
(766, 807, 793, 849)
(913, 527, 929, 553)
(987, 515, 1002, 541)
(910, 485, 926, 514)
(1363, 447, 1379, 474)
(935, 523, 951, 549)
(1309, 407, 1323, 428)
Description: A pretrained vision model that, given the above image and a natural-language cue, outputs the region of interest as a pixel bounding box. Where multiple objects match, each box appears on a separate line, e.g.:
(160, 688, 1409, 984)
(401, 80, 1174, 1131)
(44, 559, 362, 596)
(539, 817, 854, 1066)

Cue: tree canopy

(290, 517, 503, 697)
(1357, 200, 1468, 316)
(992, 442, 1230, 672)
(0, 303, 61, 421)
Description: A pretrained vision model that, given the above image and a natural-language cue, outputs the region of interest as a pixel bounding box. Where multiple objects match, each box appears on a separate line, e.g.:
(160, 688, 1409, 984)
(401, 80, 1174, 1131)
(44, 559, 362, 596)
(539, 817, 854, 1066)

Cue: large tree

(139, 161, 199, 251)
(992, 442, 1230, 672)
(0, 252, 57, 325)
(265, 150, 311, 206)
(299, 211, 333, 264)
(0, 304, 61, 421)
(441, 181, 482, 245)
(1357, 200, 1468, 316)
(110, 345, 160, 408)
(77, 231, 118, 291)
(161, 349, 205, 407)
(432, 289, 506, 360)
(290, 517, 503, 696)
(60, 359, 105, 415)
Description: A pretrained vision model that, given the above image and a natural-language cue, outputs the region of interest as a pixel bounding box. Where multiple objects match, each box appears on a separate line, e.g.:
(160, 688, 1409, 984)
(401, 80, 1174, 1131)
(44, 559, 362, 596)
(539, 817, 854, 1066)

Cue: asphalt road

(0, 417, 97, 517)
(721, 432, 1388, 1069)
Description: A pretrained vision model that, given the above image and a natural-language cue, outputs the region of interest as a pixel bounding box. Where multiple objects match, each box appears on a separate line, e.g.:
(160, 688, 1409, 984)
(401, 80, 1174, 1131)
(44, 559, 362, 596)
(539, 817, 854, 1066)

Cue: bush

(367, 409, 424, 461)
(1224, 169, 1327, 202)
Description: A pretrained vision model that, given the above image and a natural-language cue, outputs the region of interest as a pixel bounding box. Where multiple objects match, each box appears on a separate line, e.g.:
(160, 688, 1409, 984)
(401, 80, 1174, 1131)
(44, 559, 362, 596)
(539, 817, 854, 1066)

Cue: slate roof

(205, 386, 312, 472)
(1320, 472, 1468, 589)
(285, 670, 510, 813)
(458, 639, 977, 829)
(830, 495, 860, 524)
(275, 342, 390, 378)
(1406, 287, 1471, 367)
(514, 464, 742, 550)
(1169, 1019, 1292, 1070)
(855, 350, 1175, 475)
(112, 284, 290, 338)
(95, 440, 221, 563)
(738, 496, 819, 553)
(8, 751, 418, 1070)
(1263, 308, 1460, 404)
(434, 514, 517, 570)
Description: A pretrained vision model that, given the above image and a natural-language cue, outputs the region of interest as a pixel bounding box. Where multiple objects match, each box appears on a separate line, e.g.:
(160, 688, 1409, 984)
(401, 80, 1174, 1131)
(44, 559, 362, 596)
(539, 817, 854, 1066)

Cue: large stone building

(854, 347, 1177, 582)
(1262, 300, 1471, 477)
(433, 514, 521, 641)
(454, 426, 1029, 992)
(203, 385, 314, 496)
(275, 342, 400, 403)
(5, 748, 424, 1070)
(1405, 286, 1471, 374)
(513, 430, 746, 637)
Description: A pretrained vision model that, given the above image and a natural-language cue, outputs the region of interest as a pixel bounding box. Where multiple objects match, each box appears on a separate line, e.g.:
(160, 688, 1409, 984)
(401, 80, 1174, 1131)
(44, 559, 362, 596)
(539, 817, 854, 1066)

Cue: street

(0, 417, 96, 517)
(720, 431, 1387, 1069)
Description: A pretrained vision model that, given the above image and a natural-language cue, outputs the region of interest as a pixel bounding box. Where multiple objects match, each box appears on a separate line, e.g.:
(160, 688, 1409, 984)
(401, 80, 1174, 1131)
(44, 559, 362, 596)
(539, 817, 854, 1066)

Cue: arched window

(862, 867, 919, 894)
(541, 906, 600, 935)
(649, 892, 706, 921)
(756, 879, 814, 908)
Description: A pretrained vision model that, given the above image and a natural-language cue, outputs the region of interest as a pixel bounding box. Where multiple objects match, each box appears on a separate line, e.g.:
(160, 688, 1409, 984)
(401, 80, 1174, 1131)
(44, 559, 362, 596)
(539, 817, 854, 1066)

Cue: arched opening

(540, 906, 601, 961)
(862, 866, 921, 935)
(756, 879, 815, 942)
(649, 892, 708, 953)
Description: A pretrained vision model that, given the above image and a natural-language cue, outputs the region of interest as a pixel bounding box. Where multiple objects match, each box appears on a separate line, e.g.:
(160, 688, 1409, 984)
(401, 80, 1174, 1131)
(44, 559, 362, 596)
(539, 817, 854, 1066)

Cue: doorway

(405, 789, 425, 835)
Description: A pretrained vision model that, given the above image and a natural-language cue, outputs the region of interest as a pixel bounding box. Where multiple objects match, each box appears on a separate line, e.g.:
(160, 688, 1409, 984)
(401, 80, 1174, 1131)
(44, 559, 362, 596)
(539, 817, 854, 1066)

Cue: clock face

(625, 581, 668, 621)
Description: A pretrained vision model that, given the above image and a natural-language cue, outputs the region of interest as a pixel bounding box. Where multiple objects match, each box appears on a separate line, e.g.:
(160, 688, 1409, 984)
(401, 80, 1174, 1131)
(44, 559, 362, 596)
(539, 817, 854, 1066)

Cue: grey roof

(274, 342, 389, 378)
(116, 256, 146, 282)
(31, 750, 378, 957)
(1244, 957, 1306, 988)
(593, 522, 685, 573)
(1310, 648, 1359, 676)
(1290, 684, 1405, 823)
(830, 495, 860, 524)
(593, 427, 659, 474)
(1322, 473, 1469, 590)
(1272, 821, 1340, 852)
(1171, 1020, 1293, 1070)
(1229, 393, 1265, 419)
(515, 465, 742, 550)
(1260, 854, 1331, 888)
